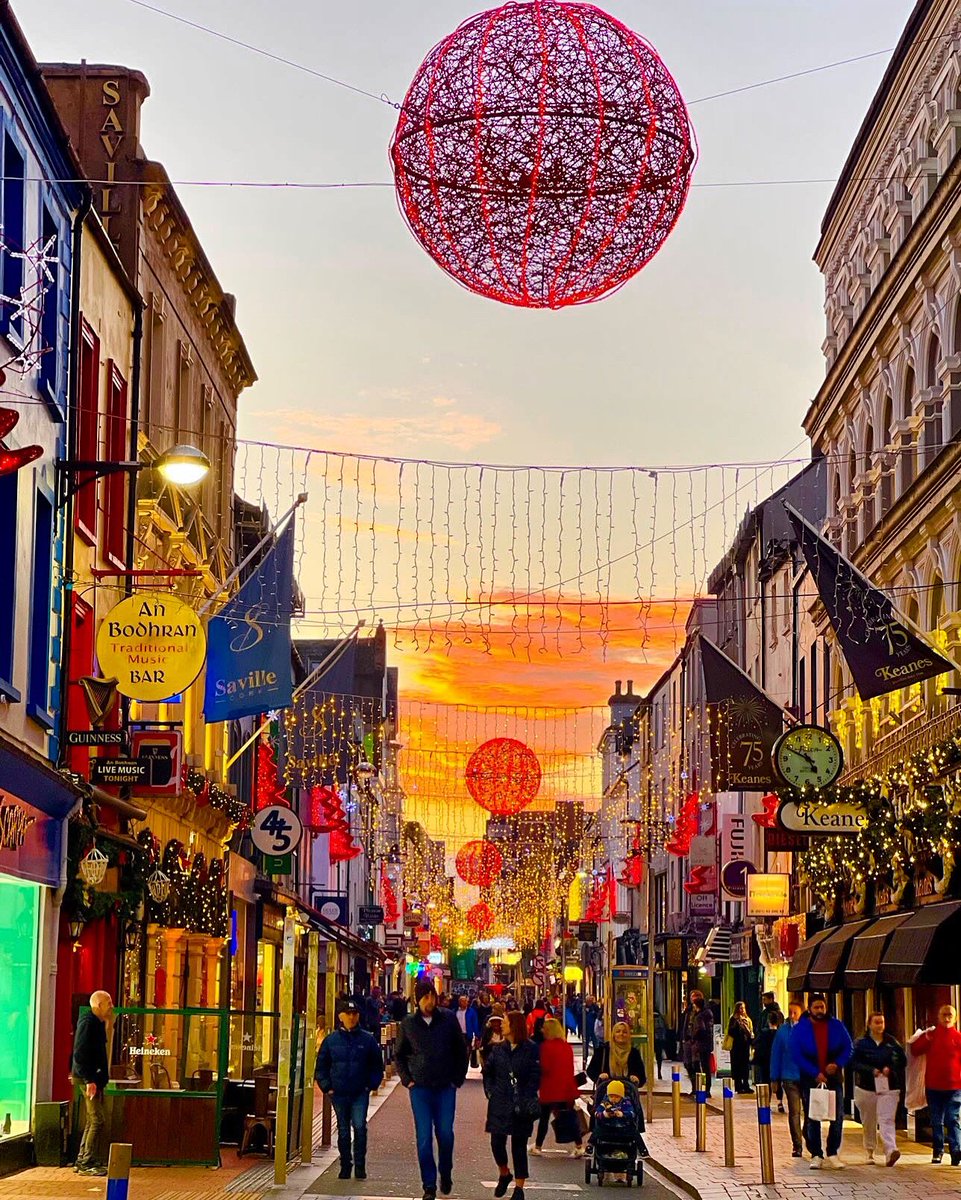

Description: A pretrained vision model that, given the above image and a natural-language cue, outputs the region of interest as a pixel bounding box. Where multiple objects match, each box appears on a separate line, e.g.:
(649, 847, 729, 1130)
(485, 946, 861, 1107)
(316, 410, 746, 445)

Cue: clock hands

(786, 746, 819, 772)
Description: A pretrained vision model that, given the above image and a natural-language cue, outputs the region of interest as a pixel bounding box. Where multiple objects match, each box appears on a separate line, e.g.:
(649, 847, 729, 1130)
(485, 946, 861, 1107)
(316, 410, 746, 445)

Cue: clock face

(774, 725, 843, 789)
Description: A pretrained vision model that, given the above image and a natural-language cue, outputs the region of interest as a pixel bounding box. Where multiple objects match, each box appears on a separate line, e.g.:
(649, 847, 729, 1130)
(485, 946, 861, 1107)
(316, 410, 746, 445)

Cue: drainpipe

(57, 188, 93, 767)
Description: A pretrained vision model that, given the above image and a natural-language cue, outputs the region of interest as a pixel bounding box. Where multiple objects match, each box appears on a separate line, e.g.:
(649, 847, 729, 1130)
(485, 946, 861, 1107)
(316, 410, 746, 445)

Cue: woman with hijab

(586, 1021, 646, 1087)
(727, 1001, 755, 1094)
(483, 1011, 540, 1200)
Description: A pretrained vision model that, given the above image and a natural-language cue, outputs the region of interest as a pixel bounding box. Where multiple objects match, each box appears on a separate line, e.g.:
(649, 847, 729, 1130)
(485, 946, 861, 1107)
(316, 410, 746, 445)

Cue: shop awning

(806, 919, 872, 991)
(295, 896, 387, 962)
(0, 737, 81, 818)
(878, 900, 961, 986)
(843, 912, 912, 990)
(785, 925, 835, 992)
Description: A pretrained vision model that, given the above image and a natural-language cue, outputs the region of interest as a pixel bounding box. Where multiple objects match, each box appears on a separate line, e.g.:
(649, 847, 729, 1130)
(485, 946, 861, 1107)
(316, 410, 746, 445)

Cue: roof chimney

(614, 680, 622, 695)
(626, 679, 633, 694)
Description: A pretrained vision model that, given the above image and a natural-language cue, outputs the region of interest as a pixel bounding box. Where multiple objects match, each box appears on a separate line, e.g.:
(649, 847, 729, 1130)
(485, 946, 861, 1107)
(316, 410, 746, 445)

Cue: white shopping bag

(874, 1073, 890, 1094)
(808, 1085, 836, 1122)
(905, 1028, 929, 1113)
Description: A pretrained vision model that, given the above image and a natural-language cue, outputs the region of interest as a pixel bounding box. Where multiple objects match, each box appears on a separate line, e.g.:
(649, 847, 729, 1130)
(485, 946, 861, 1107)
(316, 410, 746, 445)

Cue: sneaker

(494, 1174, 512, 1198)
(951, 1152, 961, 1166)
(510, 1188, 525, 1200)
(825, 1156, 844, 1170)
(809, 1156, 824, 1170)
(338, 1165, 352, 1179)
(932, 1153, 943, 1164)
(778, 1103, 785, 1113)
(886, 1150, 900, 1167)
(864, 1151, 876, 1164)
(530, 1145, 543, 1156)
(439, 1175, 453, 1195)
(79, 1165, 107, 1176)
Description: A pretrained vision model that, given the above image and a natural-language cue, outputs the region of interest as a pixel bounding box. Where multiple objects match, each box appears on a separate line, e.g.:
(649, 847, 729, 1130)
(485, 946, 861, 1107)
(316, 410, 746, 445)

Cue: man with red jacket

(910, 1003, 961, 1166)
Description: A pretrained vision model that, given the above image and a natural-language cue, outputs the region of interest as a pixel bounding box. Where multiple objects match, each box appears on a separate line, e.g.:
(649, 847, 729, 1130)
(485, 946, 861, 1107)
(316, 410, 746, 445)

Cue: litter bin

(34, 1101, 70, 1166)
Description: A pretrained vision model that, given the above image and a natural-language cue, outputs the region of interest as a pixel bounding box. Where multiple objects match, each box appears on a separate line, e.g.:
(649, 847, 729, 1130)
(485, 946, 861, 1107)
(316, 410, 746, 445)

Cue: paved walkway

(643, 1075, 960, 1200)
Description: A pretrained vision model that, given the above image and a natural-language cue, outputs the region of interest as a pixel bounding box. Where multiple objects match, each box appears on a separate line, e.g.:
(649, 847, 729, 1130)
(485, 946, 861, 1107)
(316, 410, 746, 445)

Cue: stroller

(584, 1077, 645, 1187)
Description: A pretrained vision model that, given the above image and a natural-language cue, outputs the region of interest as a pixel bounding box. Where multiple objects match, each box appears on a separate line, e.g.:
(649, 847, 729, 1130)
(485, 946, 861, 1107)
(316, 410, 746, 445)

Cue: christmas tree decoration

(305, 784, 345, 833)
(666, 791, 700, 856)
(146, 869, 171, 904)
(390, 0, 695, 308)
(466, 737, 541, 815)
(455, 839, 504, 887)
(329, 825, 363, 863)
(255, 737, 287, 811)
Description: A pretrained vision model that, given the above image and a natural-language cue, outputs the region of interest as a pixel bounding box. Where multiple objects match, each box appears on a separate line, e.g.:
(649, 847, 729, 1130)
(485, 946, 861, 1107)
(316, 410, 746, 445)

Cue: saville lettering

(214, 669, 279, 697)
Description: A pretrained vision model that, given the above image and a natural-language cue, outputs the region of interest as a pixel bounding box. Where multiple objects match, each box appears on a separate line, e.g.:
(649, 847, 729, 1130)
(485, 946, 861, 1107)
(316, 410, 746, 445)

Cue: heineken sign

(777, 800, 868, 835)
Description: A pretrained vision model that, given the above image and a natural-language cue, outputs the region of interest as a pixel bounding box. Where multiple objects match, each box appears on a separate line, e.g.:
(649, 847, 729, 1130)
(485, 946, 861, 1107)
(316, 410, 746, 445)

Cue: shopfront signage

(90, 757, 149, 786)
(97, 593, 206, 703)
(746, 873, 791, 917)
(721, 858, 757, 899)
(777, 800, 868, 834)
(359, 905, 385, 926)
(730, 929, 755, 966)
(65, 730, 127, 748)
(130, 729, 183, 794)
(0, 793, 62, 887)
(250, 805, 303, 856)
(312, 891, 348, 924)
(264, 853, 291, 876)
(764, 825, 809, 853)
(574, 920, 598, 942)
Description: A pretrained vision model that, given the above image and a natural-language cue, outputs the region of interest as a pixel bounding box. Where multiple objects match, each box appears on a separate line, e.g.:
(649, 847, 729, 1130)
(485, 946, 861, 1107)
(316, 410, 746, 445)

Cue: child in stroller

(584, 1077, 647, 1186)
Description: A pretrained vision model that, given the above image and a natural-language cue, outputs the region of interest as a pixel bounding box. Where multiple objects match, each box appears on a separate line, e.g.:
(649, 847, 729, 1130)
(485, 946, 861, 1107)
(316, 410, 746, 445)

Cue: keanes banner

(204, 520, 295, 723)
(784, 503, 957, 701)
(700, 636, 785, 791)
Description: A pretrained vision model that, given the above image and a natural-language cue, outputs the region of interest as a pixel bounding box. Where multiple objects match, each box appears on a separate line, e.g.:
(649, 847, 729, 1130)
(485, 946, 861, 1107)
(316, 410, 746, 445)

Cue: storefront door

(0, 875, 40, 1137)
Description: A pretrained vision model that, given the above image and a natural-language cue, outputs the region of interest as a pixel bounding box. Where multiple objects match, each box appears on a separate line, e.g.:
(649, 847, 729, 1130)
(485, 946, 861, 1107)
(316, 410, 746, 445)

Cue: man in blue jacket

(770, 999, 804, 1158)
(789, 993, 853, 1170)
(316, 1000, 385, 1179)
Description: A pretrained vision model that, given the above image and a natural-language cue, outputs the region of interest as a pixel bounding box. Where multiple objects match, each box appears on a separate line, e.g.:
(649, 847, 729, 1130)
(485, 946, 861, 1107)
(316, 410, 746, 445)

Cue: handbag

(808, 1084, 837, 1122)
(551, 1106, 581, 1144)
(510, 1067, 540, 1119)
(575, 1071, 588, 1087)
(722, 1034, 734, 1052)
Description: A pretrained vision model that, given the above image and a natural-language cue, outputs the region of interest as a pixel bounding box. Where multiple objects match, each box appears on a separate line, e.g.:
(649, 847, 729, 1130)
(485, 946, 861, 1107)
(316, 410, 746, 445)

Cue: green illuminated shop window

(0, 877, 39, 1136)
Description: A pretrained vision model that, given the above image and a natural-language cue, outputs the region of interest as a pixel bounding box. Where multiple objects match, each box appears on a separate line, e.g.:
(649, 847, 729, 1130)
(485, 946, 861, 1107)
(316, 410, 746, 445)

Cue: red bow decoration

(666, 793, 700, 857)
(306, 785, 346, 833)
(584, 864, 617, 921)
(620, 853, 644, 889)
(329, 825, 362, 863)
(683, 866, 714, 895)
(0, 391, 43, 478)
(752, 793, 780, 828)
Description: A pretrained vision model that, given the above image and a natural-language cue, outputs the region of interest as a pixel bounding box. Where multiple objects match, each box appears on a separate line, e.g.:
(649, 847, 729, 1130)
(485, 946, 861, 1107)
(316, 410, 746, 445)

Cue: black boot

(338, 1163, 352, 1179)
(355, 1163, 367, 1179)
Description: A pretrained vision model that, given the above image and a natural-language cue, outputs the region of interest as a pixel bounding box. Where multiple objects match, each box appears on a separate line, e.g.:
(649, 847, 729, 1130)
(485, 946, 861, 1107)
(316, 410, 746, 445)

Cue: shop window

(27, 489, 54, 725)
(102, 362, 128, 567)
(1, 133, 25, 338)
(75, 321, 100, 542)
(39, 204, 60, 401)
(0, 877, 40, 1136)
(0, 472, 18, 697)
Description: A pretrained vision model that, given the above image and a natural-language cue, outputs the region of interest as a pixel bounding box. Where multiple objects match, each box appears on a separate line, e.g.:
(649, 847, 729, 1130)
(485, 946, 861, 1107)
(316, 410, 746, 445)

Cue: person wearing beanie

(396, 979, 470, 1200)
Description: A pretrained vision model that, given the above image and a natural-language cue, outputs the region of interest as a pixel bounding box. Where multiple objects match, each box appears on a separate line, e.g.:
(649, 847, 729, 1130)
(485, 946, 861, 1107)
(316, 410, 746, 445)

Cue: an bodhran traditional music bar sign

(97, 594, 206, 702)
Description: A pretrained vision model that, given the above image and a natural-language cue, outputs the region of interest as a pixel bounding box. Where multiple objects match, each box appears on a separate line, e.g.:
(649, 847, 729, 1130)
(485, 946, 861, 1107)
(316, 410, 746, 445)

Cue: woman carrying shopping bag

(850, 1012, 906, 1167)
(532, 1018, 585, 1157)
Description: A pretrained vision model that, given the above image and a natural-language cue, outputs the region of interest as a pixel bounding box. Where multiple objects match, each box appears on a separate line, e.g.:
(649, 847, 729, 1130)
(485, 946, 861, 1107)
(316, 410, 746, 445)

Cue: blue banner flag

(203, 520, 295, 722)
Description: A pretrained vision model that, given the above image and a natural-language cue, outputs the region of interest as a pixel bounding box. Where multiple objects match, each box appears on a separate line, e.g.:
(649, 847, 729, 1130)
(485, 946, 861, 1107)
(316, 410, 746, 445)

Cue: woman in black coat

(586, 1021, 647, 1088)
(483, 1011, 541, 1200)
(727, 1002, 755, 1094)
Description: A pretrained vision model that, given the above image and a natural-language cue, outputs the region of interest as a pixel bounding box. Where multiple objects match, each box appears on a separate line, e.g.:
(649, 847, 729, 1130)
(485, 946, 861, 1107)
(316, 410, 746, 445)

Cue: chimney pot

(615, 680, 621, 695)
(627, 679, 633, 694)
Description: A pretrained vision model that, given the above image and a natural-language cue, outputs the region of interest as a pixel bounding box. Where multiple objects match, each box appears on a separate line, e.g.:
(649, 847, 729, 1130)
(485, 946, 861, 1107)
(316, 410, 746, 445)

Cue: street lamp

(56, 442, 210, 507)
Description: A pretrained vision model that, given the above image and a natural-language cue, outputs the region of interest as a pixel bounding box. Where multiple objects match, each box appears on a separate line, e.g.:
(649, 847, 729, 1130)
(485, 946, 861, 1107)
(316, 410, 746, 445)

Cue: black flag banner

(784, 502, 959, 701)
(700, 635, 786, 792)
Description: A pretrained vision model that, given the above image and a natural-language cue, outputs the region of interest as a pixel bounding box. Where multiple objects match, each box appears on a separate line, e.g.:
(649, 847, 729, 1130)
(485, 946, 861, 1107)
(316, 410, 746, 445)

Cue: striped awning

(704, 925, 732, 963)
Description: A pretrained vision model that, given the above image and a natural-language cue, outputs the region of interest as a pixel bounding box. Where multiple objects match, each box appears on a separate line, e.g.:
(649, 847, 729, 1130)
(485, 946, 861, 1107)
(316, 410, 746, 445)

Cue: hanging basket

(79, 845, 108, 887)
(146, 868, 172, 904)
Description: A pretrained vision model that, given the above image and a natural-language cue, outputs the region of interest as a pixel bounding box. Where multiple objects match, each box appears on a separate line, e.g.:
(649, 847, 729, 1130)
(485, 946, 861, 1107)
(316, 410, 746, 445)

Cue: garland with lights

(795, 728, 961, 913)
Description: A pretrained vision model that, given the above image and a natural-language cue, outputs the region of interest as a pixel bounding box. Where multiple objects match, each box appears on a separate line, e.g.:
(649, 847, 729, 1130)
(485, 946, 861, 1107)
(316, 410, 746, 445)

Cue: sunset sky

(25, 0, 919, 843)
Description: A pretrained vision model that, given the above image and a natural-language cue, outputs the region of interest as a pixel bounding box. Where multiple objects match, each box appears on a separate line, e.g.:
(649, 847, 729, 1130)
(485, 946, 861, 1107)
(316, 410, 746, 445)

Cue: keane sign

(97, 594, 206, 702)
(777, 800, 868, 834)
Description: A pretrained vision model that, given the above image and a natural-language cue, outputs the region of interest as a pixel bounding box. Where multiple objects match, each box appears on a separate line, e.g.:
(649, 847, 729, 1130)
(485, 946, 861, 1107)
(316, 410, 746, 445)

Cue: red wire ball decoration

(467, 901, 496, 935)
(389, 0, 695, 309)
(465, 737, 542, 816)
(455, 839, 504, 887)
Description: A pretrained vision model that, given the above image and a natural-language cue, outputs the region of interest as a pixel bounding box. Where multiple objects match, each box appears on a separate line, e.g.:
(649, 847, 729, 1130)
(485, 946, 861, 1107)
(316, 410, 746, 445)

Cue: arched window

(848, 446, 857, 491)
(930, 575, 945, 632)
(926, 334, 941, 389)
(864, 422, 875, 465)
(881, 394, 893, 446)
(902, 364, 916, 420)
(953, 297, 961, 355)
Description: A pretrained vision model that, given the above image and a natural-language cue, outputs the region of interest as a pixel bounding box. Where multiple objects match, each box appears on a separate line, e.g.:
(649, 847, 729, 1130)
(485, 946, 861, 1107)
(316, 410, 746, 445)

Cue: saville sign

(97, 594, 206, 703)
(777, 800, 868, 834)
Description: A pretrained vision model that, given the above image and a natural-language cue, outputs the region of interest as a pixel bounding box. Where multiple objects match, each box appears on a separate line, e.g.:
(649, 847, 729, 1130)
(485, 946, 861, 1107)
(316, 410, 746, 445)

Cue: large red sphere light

(456, 839, 504, 887)
(389, 0, 695, 309)
(467, 901, 496, 934)
(465, 737, 541, 816)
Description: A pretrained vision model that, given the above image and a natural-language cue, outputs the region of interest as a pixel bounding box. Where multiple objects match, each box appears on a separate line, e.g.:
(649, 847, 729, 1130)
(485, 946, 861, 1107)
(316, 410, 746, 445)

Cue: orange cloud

(248, 406, 501, 454)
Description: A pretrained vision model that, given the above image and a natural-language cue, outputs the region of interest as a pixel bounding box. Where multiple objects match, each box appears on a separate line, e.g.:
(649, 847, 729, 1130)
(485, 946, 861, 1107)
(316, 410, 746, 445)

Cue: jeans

(77, 1089, 104, 1167)
(491, 1116, 533, 1180)
(802, 1080, 844, 1158)
(782, 1081, 804, 1153)
(409, 1084, 457, 1189)
(686, 1053, 712, 1096)
(927, 1088, 961, 1156)
(331, 1092, 370, 1169)
(853, 1086, 898, 1157)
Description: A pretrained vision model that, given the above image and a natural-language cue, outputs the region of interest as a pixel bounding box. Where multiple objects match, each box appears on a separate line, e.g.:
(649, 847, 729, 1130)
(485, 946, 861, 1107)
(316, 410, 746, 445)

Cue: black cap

(415, 979, 436, 1002)
(341, 1000, 361, 1014)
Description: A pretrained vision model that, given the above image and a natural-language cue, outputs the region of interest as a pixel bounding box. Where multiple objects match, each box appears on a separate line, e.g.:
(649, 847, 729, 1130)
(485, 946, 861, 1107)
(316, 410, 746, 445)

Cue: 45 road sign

(251, 805, 304, 857)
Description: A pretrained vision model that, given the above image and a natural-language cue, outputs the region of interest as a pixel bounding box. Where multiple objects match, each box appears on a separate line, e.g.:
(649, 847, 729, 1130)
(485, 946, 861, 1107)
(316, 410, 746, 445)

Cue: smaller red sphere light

(455, 839, 504, 887)
(467, 901, 496, 935)
(465, 737, 542, 816)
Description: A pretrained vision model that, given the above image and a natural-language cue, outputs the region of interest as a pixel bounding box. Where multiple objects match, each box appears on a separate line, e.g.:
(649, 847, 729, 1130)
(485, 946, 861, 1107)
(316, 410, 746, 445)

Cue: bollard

(723, 1084, 735, 1167)
(671, 1065, 682, 1137)
(695, 1072, 707, 1153)
(105, 1143, 132, 1200)
(321, 1091, 333, 1148)
(756, 1083, 775, 1184)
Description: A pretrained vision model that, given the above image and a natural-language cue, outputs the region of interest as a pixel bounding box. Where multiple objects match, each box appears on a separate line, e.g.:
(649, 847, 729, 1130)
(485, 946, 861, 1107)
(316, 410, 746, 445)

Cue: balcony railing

(839, 701, 961, 784)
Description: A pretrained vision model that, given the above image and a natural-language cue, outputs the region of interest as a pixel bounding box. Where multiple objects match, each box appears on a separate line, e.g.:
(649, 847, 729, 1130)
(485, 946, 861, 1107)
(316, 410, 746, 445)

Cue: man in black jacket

(71, 990, 113, 1176)
(396, 980, 469, 1200)
(315, 1000, 385, 1179)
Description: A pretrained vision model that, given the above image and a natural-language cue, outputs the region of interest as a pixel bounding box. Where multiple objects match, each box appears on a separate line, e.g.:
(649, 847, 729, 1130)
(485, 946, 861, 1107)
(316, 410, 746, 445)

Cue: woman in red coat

(531, 1018, 584, 1156)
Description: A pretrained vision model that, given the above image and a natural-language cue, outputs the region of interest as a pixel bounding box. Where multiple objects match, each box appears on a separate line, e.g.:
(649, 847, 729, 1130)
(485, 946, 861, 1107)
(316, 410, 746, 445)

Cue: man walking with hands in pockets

(396, 980, 470, 1200)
